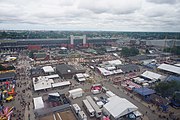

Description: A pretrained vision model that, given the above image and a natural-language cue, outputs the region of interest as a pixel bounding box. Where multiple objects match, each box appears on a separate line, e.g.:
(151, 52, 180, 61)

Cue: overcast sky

(0, 0, 180, 31)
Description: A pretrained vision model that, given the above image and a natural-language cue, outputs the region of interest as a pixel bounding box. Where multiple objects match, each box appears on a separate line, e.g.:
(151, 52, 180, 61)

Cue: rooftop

(141, 71, 163, 81)
(42, 66, 54, 73)
(128, 55, 156, 61)
(103, 95, 138, 119)
(56, 64, 78, 75)
(33, 77, 54, 91)
(33, 97, 44, 110)
(0, 72, 16, 81)
(134, 87, 155, 96)
(116, 64, 140, 73)
(158, 63, 180, 75)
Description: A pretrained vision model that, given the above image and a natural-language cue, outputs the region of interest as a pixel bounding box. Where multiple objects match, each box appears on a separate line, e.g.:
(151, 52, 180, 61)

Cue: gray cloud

(78, 0, 142, 14)
(0, 0, 179, 31)
(147, 0, 178, 4)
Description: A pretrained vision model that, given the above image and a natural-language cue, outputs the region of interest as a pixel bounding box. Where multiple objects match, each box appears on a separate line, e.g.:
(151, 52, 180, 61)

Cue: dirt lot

(39, 114, 54, 120)
(59, 110, 76, 120)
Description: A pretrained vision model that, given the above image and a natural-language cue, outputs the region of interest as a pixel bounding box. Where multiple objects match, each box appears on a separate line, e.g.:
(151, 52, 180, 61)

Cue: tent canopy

(134, 87, 155, 96)
(141, 71, 162, 81)
(42, 66, 54, 73)
(103, 96, 138, 119)
(33, 77, 54, 91)
(166, 75, 180, 82)
(33, 97, 44, 109)
(158, 63, 180, 75)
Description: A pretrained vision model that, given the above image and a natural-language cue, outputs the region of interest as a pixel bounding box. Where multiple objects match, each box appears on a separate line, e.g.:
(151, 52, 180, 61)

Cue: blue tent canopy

(0, 77, 13, 81)
(134, 87, 155, 96)
(166, 75, 180, 82)
(0, 72, 15, 81)
(145, 63, 157, 69)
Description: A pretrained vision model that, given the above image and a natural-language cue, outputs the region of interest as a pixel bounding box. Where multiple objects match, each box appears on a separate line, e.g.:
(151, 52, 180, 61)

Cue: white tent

(83, 73, 90, 78)
(133, 77, 145, 84)
(174, 63, 180, 67)
(113, 69, 123, 74)
(78, 78, 86, 82)
(75, 73, 86, 82)
(60, 47, 67, 50)
(97, 67, 114, 76)
(105, 66, 116, 71)
(76, 73, 84, 78)
(106, 91, 116, 98)
(158, 63, 180, 75)
(103, 96, 138, 119)
(45, 74, 59, 79)
(42, 66, 54, 73)
(133, 111, 142, 117)
(48, 92, 60, 97)
(141, 71, 162, 81)
(142, 59, 156, 65)
(33, 97, 44, 110)
(107, 59, 122, 66)
(33, 77, 54, 91)
(52, 81, 71, 88)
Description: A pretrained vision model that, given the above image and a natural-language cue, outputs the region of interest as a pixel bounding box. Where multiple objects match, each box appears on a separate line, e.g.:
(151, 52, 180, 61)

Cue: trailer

(68, 88, 84, 99)
(78, 111, 87, 120)
(72, 104, 81, 114)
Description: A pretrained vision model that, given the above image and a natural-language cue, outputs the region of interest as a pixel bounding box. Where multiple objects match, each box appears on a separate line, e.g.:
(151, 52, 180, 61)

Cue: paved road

(10, 54, 35, 120)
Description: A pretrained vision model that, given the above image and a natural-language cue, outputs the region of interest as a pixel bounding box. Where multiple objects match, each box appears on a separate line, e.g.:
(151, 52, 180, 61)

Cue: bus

(82, 99, 95, 117)
(86, 96, 102, 118)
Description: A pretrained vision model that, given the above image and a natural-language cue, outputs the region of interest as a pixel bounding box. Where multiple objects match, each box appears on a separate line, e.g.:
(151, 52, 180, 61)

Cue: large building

(0, 35, 119, 51)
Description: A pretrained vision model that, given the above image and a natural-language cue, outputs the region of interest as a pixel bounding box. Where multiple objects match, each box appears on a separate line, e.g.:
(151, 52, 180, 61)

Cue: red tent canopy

(4, 81, 10, 85)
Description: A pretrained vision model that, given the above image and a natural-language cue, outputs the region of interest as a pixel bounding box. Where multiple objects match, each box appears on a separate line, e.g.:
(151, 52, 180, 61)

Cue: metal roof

(134, 87, 155, 96)
(141, 71, 162, 80)
(158, 63, 180, 75)
(56, 64, 78, 75)
(0, 72, 16, 80)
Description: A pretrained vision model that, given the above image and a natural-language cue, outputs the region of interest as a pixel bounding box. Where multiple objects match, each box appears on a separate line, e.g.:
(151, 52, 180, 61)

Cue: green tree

(6, 66, 15, 70)
(130, 47, 139, 56)
(121, 47, 139, 57)
(163, 46, 180, 55)
(121, 47, 129, 57)
(29, 50, 37, 58)
(0, 65, 15, 71)
(155, 81, 180, 97)
(0, 64, 5, 71)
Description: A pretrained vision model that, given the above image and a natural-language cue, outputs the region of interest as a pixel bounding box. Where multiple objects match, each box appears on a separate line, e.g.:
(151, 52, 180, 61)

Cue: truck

(68, 88, 84, 99)
(86, 96, 102, 118)
(78, 111, 87, 120)
(72, 104, 81, 114)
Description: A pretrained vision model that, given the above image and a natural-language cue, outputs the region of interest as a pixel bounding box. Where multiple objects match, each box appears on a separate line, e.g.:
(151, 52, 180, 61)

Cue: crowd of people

(11, 55, 33, 120)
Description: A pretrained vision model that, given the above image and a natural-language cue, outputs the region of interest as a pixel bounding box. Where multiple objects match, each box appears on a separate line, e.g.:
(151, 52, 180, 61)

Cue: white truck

(78, 111, 87, 120)
(68, 88, 84, 99)
(72, 104, 81, 114)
